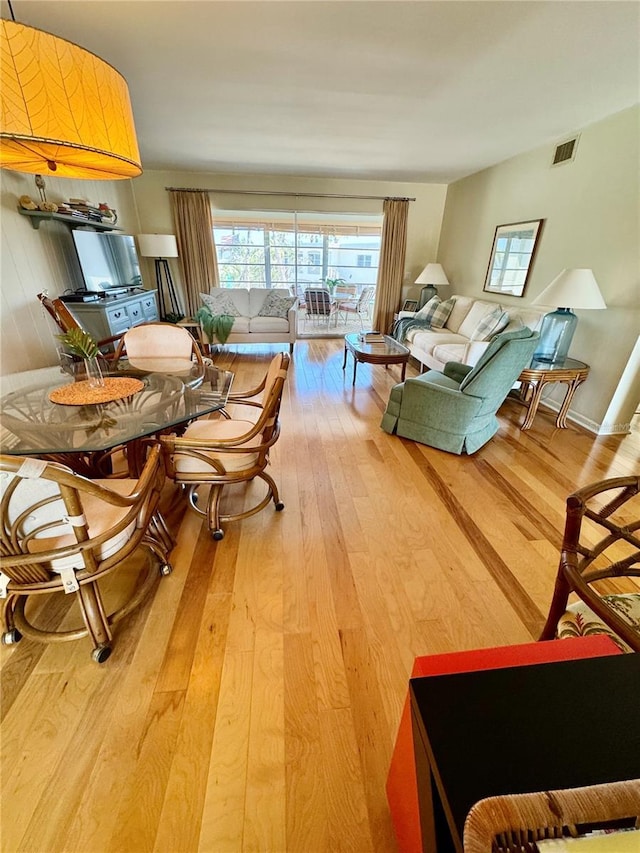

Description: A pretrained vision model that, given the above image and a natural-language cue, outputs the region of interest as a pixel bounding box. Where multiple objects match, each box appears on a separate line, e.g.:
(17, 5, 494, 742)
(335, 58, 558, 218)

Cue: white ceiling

(6, 0, 640, 184)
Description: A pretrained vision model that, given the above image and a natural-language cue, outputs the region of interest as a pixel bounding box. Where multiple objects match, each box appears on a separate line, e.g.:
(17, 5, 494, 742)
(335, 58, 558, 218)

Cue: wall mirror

(483, 219, 544, 297)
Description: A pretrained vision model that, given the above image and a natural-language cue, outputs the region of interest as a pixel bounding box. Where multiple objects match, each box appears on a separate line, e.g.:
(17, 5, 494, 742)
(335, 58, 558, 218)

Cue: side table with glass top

(514, 357, 590, 430)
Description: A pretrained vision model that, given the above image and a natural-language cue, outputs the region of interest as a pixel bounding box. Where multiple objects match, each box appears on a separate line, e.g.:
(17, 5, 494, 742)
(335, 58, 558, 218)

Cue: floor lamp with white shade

(137, 234, 183, 321)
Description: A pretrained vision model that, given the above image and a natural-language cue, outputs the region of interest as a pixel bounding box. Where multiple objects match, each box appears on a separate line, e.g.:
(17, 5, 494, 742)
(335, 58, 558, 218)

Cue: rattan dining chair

(539, 475, 640, 652)
(160, 353, 290, 540)
(37, 291, 123, 356)
(0, 445, 173, 662)
(112, 321, 205, 375)
(463, 778, 640, 852)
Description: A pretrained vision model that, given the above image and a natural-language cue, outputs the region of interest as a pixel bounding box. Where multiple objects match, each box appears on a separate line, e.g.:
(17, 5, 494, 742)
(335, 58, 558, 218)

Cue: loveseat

(199, 288, 297, 353)
(397, 294, 546, 372)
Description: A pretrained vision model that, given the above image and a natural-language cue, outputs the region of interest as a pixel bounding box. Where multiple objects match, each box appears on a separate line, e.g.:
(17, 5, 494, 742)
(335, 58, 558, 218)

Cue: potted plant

(323, 276, 346, 295)
(56, 328, 105, 388)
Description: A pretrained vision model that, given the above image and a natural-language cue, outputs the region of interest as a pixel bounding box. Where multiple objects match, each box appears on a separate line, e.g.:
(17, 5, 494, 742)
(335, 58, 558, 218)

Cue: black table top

(410, 653, 640, 843)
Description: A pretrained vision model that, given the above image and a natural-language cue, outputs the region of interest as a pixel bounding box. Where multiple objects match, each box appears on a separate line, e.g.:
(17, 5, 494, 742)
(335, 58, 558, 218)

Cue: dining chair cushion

(177, 418, 262, 473)
(120, 356, 196, 374)
(2, 476, 137, 573)
(557, 594, 640, 652)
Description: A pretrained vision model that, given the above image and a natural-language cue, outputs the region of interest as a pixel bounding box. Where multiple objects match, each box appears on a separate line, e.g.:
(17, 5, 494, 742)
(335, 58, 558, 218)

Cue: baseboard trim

(540, 398, 631, 435)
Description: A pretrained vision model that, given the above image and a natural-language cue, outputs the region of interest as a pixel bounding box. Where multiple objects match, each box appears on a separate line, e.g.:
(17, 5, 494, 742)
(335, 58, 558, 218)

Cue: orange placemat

(49, 377, 144, 406)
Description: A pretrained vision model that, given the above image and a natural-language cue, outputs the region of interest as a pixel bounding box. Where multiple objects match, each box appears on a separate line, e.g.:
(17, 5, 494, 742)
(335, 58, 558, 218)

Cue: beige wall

(0, 171, 140, 375)
(131, 170, 447, 306)
(437, 105, 640, 432)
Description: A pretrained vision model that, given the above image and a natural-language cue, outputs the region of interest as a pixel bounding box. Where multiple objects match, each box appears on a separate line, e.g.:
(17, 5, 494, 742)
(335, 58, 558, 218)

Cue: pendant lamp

(1, 19, 142, 180)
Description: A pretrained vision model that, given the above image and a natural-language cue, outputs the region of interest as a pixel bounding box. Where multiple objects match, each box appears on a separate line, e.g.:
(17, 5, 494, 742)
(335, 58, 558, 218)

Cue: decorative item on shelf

(56, 329, 105, 389)
(0, 18, 141, 179)
(532, 268, 606, 363)
(38, 201, 58, 213)
(18, 194, 37, 210)
(195, 305, 235, 346)
(98, 203, 118, 224)
(35, 173, 47, 203)
(137, 234, 184, 322)
(415, 263, 450, 308)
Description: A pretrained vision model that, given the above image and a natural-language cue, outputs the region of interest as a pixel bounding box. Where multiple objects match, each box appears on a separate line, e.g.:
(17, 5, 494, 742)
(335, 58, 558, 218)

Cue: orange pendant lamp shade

(1, 20, 142, 180)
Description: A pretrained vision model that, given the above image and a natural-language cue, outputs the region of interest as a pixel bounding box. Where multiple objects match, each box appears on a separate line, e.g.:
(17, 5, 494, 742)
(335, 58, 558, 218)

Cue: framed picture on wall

(483, 219, 544, 297)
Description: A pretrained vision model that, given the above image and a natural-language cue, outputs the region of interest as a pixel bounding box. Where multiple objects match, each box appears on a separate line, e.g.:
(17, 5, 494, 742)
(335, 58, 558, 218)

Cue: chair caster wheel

(91, 645, 112, 664)
(212, 529, 224, 541)
(160, 563, 173, 576)
(275, 502, 285, 511)
(2, 628, 22, 645)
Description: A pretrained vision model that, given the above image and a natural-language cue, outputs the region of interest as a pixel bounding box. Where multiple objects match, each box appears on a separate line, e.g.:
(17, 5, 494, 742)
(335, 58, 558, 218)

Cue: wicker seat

(539, 476, 640, 652)
(0, 446, 173, 662)
(463, 779, 640, 852)
(160, 353, 290, 540)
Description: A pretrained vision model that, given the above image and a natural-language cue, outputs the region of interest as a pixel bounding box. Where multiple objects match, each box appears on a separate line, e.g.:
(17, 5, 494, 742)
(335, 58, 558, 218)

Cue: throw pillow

(470, 306, 510, 341)
(415, 295, 440, 319)
(257, 291, 297, 319)
(200, 290, 240, 317)
(428, 297, 456, 329)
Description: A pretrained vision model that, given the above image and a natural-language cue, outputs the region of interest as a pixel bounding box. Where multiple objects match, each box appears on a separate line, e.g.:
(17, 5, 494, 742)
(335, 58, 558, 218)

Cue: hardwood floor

(2, 339, 638, 853)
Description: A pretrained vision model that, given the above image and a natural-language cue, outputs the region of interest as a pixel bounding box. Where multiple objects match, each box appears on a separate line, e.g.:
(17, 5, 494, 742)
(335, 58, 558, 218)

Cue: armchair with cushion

(160, 353, 290, 540)
(0, 446, 173, 662)
(380, 327, 540, 454)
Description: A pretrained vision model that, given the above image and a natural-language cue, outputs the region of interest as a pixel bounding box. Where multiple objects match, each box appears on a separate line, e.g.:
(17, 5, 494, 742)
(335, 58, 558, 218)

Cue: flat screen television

(72, 230, 142, 292)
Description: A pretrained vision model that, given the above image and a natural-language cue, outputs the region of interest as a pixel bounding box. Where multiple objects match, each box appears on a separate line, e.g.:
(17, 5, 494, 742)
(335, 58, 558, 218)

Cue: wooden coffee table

(342, 333, 410, 385)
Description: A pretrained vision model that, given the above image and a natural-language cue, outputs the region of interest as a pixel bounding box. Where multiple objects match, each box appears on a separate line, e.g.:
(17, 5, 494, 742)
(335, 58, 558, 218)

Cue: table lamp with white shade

(532, 268, 606, 363)
(416, 263, 450, 308)
(137, 234, 183, 321)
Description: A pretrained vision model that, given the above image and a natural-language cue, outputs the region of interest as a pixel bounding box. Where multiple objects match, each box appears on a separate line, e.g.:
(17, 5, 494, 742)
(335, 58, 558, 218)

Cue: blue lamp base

(533, 308, 578, 363)
(418, 285, 438, 309)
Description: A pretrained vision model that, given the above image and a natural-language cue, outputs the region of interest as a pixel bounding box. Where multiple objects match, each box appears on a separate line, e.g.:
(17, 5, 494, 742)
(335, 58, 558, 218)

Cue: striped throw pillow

(470, 306, 510, 341)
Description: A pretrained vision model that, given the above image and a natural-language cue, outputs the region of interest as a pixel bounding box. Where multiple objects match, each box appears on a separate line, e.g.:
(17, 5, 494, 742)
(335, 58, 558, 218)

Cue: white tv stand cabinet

(67, 290, 159, 341)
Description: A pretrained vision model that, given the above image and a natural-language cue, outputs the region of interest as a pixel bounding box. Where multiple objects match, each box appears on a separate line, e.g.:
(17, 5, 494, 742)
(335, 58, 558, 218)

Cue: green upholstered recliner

(380, 327, 540, 455)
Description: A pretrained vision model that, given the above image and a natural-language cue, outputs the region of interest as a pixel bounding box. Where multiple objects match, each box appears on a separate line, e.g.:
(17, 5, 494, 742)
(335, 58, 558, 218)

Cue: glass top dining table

(0, 360, 234, 475)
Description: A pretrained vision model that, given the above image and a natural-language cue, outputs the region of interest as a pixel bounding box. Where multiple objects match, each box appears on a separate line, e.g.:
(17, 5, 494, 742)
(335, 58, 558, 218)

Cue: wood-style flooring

(2, 339, 639, 853)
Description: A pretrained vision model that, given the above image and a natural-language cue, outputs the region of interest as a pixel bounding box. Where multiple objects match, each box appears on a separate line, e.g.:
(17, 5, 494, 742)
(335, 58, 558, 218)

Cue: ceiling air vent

(552, 135, 579, 166)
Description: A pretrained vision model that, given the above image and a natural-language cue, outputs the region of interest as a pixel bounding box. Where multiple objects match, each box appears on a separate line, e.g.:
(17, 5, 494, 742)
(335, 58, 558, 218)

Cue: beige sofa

(200, 288, 297, 352)
(398, 295, 546, 372)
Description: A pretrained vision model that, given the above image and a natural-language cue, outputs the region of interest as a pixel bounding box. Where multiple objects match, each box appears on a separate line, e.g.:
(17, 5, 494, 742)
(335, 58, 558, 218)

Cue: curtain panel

(372, 199, 409, 335)
(169, 190, 219, 317)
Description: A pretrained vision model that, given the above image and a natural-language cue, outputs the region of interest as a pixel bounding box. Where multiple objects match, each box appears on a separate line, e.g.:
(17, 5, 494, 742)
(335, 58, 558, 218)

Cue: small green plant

(195, 306, 235, 345)
(323, 276, 346, 294)
(57, 328, 99, 358)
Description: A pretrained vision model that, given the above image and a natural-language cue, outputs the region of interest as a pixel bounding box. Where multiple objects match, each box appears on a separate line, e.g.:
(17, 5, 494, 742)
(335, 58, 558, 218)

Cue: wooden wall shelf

(18, 208, 121, 231)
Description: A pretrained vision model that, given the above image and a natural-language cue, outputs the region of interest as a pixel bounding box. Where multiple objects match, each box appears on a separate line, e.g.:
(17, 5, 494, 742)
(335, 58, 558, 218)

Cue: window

(212, 211, 382, 292)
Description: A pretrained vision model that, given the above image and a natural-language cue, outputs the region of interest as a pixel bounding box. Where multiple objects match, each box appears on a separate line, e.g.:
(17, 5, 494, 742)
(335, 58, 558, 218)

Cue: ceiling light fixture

(0, 18, 142, 180)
